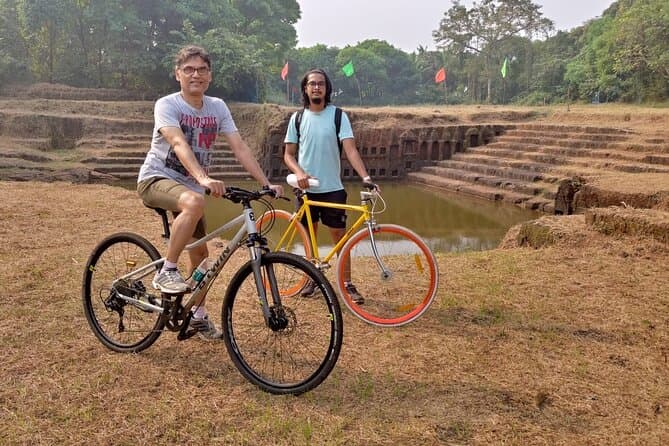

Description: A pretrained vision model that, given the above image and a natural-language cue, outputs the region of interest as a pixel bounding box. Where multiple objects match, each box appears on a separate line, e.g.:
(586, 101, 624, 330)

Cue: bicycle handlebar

(204, 186, 277, 203)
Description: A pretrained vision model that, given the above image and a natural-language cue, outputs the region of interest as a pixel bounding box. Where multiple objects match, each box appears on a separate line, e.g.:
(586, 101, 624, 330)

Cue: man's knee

(179, 190, 205, 214)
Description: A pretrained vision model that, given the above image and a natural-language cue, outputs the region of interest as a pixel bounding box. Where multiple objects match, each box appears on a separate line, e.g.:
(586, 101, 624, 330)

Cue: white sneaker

(152, 269, 189, 294)
(190, 315, 223, 340)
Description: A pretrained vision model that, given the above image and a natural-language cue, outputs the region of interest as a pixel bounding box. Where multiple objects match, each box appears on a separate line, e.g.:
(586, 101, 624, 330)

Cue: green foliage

(0, 0, 31, 85)
(433, 0, 554, 103)
(0, 0, 666, 104)
(565, 0, 669, 103)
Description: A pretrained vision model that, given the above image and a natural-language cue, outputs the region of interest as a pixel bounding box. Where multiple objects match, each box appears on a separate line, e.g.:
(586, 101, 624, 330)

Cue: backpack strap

(294, 109, 304, 144)
(334, 106, 342, 153)
(294, 107, 344, 155)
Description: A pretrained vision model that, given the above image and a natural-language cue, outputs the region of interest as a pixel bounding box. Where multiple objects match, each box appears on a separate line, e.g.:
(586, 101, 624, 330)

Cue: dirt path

(1, 180, 667, 445)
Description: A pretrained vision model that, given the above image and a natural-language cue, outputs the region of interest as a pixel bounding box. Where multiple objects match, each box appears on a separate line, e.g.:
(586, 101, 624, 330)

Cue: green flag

(342, 60, 355, 77)
(501, 57, 508, 78)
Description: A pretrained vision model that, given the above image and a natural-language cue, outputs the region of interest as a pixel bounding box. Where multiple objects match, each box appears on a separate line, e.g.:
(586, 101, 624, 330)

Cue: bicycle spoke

(337, 224, 439, 327)
(222, 252, 342, 395)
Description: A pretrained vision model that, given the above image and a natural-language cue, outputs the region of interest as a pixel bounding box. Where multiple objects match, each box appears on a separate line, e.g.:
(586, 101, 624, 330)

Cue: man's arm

(284, 142, 317, 190)
(224, 131, 283, 197)
(160, 126, 226, 196)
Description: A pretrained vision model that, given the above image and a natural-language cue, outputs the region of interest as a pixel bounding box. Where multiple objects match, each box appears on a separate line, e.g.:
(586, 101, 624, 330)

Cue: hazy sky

(295, 0, 615, 52)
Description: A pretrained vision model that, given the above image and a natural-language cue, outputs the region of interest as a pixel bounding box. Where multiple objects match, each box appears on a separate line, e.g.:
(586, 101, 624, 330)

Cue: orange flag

(435, 67, 446, 83)
(281, 62, 289, 81)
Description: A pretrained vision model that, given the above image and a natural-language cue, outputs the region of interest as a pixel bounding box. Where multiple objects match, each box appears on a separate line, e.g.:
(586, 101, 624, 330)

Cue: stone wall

(260, 114, 508, 181)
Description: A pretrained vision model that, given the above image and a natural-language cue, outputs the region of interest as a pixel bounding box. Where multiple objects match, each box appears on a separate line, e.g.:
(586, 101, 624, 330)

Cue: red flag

(281, 62, 289, 81)
(435, 67, 446, 84)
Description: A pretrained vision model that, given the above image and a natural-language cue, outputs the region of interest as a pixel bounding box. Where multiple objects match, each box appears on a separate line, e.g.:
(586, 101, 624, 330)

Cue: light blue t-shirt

(284, 104, 354, 193)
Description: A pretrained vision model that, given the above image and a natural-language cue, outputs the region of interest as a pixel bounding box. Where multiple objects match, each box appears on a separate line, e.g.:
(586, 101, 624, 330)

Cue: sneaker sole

(197, 332, 223, 341)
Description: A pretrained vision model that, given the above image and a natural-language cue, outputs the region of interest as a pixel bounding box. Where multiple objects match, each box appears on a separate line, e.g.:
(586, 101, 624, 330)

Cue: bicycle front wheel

(222, 252, 343, 395)
(82, 232, 165, 353)
(336, 224, 439, 327)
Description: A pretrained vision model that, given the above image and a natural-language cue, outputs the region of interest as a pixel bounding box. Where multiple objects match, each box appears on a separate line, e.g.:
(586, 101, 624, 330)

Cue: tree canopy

(0, 0, 666, 104)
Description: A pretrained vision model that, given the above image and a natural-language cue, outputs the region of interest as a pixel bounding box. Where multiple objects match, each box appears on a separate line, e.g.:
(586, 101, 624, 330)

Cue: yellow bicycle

(257, 179, 439, 327)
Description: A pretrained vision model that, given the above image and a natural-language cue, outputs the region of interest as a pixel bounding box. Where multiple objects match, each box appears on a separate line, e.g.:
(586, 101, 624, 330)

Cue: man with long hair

(283, 69, 376, 304)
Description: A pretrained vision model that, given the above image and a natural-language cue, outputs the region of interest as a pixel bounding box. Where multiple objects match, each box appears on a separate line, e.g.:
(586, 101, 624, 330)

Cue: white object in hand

(287, 174, 320, 188)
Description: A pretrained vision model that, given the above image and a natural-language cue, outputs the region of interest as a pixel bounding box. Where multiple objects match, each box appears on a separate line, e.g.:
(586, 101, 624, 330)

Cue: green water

(197, 180, 540, 253)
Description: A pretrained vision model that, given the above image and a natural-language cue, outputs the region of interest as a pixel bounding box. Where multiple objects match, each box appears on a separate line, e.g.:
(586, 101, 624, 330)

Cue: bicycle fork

(364, 221, 392, 280)
(248, 239, 289, 331)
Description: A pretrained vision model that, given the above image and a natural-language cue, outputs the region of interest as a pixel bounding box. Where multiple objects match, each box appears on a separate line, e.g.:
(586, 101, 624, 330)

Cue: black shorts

(297, 189, 347, 229)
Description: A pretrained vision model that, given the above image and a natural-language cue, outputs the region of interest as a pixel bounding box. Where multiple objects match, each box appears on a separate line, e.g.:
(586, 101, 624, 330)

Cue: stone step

(498, 135, 619, 150)
(512, 123, 633, 135)
(82, 155, 242, 166)
(91, 169, 252, 181)
(451, 151, 555, 175)
(76, 137, 231, 151)
(642, 155, 669, 166)
(5, 137, 51, 150)
(467, 146, 669, 173)
(436, 159, 558, 183)
(93, 163, 247, 174)
(504, 129, 630, 142)
(407, 171, 554, 212)
(488, 141, 651, 163)
(421, 165, 557, 199)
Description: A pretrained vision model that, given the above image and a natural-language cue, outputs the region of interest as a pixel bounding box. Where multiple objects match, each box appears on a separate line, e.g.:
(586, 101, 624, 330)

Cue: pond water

(198, 180, 540, 253)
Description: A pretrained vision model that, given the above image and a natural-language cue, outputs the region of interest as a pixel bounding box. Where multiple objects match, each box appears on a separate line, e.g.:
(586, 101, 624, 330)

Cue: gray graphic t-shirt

(138, 92, 237, 192)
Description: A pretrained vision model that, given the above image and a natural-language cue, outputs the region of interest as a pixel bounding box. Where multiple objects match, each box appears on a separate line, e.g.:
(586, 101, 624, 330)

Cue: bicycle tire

(257, 209, 312, 297)
(82, 232, 165, 353)
(222, 252, 343, 395)
(335, 224, 439, 327)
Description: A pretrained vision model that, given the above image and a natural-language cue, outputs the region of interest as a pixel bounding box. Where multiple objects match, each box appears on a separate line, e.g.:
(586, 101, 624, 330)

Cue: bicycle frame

(111, 200, 278, 325)
(276, 190, 389, 274)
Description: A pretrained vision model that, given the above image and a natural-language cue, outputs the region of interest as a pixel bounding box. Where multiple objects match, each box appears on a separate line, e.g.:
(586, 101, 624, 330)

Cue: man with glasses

(283, 69, 376, 304)
(137, 45, 283, 339)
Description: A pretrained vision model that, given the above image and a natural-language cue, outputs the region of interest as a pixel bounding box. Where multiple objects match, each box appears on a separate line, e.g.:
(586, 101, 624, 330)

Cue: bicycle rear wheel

(222, 252, 342, 395)
(336, 224, 439, 327)
(256, 209, 312, 297)
(82, 232, 165, 353)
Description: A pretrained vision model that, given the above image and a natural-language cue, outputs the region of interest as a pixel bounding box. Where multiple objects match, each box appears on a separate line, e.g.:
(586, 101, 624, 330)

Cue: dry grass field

(1, 98, 668, 445)
(1, 180, 668, 446)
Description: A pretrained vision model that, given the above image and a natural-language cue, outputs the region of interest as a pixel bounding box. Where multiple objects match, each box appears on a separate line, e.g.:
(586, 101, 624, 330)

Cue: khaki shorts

(137, 177, 206, 239)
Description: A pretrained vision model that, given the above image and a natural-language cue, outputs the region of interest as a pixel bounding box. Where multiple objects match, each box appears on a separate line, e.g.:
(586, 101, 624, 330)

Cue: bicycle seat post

(148, 207, 171, 241)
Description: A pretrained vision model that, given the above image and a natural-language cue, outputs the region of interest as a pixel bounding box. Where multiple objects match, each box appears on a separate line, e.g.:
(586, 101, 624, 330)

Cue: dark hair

(174, 45, 211, 69)
(300, 69, 332, 108)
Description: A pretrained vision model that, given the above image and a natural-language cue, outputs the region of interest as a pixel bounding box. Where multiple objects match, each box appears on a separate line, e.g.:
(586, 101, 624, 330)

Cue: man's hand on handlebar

(201, 176, 225, 197)
(266, 184, 284, 199)
(362, 176, 380, 192)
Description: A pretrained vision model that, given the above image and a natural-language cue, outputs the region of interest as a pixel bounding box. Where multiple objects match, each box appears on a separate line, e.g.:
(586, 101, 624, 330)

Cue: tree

(0, 0, 31, 86)
(608, 0, 669, 101)
(17, 0, 73, 83)
(433, 0, 553, 102)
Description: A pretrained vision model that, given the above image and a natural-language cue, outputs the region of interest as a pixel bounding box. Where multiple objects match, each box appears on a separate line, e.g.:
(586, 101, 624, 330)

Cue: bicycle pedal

(160, 292, 182, 301)
(177, 329, 198, 341)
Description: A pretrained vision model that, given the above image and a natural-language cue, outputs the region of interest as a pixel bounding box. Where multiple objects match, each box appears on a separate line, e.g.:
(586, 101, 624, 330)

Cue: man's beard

(310, 97, 322, 105)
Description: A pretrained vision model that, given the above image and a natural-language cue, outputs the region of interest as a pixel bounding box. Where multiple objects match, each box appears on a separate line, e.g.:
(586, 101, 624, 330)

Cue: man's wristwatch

(362, 176, 372, 183)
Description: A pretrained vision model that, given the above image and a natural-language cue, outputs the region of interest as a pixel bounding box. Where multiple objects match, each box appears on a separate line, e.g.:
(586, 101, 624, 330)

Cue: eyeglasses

(307, 81, 326, 88)
(180, 66, 210, 76)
